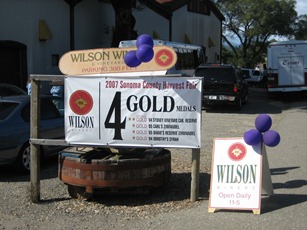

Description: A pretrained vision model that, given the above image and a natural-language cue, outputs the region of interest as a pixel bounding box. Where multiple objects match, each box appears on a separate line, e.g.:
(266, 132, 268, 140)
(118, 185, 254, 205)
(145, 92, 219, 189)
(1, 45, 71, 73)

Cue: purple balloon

(136, 44, 154, 62)
(124, 50, 141, 67)
(263, 130, 280, 147)
(244, 129, 262, 146)
(136, 34, 154, 48)
(255, 114, 272, 132)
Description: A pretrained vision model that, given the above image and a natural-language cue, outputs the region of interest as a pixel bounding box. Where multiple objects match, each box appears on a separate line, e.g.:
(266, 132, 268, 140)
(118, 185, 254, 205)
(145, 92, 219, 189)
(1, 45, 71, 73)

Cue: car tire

(15, 143, 31, 174)
(243, 91, 248, 104)
(235, 97, 242, 111)
(15, 143, 43, 174)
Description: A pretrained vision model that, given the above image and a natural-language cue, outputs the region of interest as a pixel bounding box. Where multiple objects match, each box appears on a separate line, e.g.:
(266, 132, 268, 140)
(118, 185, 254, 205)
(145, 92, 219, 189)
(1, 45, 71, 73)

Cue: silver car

(246, 69, 263, 87)
(0, 95, 64, 174)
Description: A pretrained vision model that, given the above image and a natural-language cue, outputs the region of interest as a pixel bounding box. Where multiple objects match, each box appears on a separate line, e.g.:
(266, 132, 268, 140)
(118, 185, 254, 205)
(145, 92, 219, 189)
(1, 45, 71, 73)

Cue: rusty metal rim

(59, 154, 170, 171)
(58, 149, 171, 193)
(60, 172, 170, 188)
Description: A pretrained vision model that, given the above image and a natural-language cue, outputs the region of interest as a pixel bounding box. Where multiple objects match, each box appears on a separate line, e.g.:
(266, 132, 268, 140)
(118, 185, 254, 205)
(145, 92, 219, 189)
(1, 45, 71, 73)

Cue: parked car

(0, 83, 26, 97)
(0, 95, 64, 174)
(246, 69, 263, 87)
(241, 68, 253, 80)
(193, 64, 249, 110)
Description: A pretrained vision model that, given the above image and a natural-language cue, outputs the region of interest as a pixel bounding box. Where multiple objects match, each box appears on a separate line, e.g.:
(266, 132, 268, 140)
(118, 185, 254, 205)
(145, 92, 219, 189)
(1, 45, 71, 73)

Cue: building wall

(0, 0, 103, 77)
(129, 3, 222, 63)
(175, 6, 222, 63)
(0, 0, 222, 82)
(133, 7, 170, 41)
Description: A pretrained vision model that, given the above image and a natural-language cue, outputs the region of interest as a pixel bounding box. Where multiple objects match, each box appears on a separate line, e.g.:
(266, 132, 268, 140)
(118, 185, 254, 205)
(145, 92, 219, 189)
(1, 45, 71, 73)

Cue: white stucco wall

(0, 0, 103, 76)
(130, 4, 222, 63)
(0, 0, 222, 79)
(133, 7, 170, 41)
(172, 6, 222, 63)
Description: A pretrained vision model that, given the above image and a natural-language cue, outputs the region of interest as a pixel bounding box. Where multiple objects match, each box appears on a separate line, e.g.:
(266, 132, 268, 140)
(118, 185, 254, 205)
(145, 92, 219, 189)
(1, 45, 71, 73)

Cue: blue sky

(296, 0, 307, 15)
(226, 1, 306, 45)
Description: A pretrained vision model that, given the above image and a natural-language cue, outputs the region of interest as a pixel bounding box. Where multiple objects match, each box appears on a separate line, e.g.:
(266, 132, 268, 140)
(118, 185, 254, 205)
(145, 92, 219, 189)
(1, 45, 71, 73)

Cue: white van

(119, 40, 206, 76)
(267, 40, 307, 93)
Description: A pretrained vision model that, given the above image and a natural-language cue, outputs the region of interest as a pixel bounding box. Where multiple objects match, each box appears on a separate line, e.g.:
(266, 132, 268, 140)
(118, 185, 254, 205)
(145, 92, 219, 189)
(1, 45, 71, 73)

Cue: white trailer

(267, 40, 307, 93)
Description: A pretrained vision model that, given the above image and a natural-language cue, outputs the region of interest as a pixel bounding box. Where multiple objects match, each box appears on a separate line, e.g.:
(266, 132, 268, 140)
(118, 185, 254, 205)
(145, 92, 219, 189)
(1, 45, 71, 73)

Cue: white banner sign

(65, 76, 202, 148)
(209, 138, 262, 212)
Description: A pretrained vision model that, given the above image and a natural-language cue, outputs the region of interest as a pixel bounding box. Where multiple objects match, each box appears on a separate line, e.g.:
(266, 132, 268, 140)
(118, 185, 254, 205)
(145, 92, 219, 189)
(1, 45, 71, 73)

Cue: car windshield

(195, 68, 235, 81)
(20, 97, 63, 123)
(242, 70, 251, 76)
(253, 70, 261, 76)
(0, 102, 18, 120)
(0, 85, 26, 96)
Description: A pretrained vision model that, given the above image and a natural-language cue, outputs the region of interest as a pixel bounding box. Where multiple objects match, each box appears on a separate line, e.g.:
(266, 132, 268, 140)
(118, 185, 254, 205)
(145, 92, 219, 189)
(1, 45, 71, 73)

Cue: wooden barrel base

(58, 147, 171, 199)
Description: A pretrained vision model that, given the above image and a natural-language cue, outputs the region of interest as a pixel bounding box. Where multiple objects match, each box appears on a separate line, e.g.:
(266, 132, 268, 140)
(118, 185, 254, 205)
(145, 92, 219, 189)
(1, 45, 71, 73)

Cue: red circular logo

(155, 49, 174, 67)
(69, 90, 93, 115)
(228, 143, 246, 161)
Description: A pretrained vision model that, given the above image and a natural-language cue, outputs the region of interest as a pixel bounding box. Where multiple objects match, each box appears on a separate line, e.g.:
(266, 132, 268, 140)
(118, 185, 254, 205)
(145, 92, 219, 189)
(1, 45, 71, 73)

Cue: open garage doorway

(0, 41, 28, 90)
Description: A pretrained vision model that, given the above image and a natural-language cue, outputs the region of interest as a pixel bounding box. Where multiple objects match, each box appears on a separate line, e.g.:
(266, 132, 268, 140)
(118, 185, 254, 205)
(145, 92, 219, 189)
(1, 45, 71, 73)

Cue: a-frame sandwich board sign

(208, 138, 273, 215)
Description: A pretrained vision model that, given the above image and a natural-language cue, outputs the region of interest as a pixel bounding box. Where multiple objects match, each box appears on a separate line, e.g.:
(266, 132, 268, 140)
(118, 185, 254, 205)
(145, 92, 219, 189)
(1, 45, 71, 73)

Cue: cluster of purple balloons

(243, 114, 280, 147)
(124, 34, 154, 68)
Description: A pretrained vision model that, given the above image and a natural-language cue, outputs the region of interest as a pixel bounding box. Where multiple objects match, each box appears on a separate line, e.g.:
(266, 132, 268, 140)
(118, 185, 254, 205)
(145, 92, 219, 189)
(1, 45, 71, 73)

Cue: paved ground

(121, 95, 307, 230)
(0, 88, 306, 229)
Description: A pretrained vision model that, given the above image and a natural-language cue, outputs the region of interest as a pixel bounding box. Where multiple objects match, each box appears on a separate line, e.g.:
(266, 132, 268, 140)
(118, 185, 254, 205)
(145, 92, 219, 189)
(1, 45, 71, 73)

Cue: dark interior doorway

(0, 41, 28, 90)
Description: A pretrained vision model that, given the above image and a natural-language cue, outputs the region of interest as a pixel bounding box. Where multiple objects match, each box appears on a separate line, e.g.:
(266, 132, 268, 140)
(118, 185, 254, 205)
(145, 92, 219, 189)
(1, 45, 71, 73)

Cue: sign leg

(30, 79, 41, 203)
(253, 209, 261, 215)
(190, 148, 200, 202)
(261, 145, 274, 196)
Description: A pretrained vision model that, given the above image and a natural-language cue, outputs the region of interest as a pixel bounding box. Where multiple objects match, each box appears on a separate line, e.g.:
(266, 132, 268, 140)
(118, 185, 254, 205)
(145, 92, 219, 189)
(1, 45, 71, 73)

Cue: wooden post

(190, 148, 200, 202)
(30, 78, 41, 203)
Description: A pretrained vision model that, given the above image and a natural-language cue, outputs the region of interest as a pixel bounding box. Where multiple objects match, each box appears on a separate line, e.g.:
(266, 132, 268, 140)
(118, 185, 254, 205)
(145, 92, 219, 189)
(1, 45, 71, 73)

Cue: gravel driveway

(1, 88, 306, 229)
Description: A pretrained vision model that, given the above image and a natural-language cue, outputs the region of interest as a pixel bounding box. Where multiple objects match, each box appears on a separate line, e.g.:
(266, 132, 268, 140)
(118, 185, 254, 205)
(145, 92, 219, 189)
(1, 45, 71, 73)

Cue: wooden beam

(190, 148, 200, 202)
(30, 139, 69, 146)
(63, 0, 83, 50)
(30, 78, 41, 203)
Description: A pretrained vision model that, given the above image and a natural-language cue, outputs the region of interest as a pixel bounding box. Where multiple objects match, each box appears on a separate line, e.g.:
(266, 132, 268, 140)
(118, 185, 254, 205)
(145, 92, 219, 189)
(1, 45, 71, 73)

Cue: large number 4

(104, 91, 126, 140)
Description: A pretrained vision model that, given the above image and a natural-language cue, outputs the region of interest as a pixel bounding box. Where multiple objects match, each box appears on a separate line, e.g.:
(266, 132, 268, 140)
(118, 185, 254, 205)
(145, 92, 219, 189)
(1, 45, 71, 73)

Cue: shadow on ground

(0, 156, 59, 182)
(261, 194, 307, 214)
(89, 172, 211, 206)
(1, 160, 211, 207)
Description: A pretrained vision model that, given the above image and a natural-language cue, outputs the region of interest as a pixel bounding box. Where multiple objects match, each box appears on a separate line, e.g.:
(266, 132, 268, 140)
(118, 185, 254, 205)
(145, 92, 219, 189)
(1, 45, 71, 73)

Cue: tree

(294, 14, 307, 40)
(214, 0, 297, 67)
(110, 0, 138, 47)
